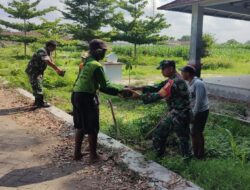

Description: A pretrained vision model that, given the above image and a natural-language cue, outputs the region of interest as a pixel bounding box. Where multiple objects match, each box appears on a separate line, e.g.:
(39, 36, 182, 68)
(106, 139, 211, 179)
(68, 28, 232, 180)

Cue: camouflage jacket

(141, 74, 191, 112)
(25, 48, 51, 76)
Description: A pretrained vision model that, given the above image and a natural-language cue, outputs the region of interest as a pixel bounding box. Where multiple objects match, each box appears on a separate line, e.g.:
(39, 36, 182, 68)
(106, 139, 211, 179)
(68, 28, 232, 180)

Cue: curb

(16, 88, 202, 190)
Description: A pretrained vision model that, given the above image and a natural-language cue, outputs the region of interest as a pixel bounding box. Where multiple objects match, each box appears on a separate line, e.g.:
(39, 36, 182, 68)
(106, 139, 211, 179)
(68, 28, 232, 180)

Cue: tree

(201, 33, 215, 57)
(34, 19, 80, 57)
(179, 35, 191, 42)
(225, 39, 241, 45)
(0, 0, 56, 56)
(245, 40, 250, 45)
(112, 0, 170, 61)
(62, 0, 116, 42)
(37, 18, 72, 44)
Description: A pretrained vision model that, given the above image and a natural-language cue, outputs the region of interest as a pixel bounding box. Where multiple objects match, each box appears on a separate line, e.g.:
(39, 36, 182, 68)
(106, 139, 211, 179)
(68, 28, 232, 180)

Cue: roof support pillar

(189, 3, 204, 77)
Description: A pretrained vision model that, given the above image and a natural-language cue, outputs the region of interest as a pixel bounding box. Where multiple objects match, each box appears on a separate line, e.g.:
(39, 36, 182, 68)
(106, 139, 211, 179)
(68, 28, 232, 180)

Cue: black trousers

(191, 110, 209, 135)
(71, 92, 99, 135)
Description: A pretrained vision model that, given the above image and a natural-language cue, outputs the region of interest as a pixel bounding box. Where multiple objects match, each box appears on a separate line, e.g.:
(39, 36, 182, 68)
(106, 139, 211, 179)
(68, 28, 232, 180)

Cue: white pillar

(189, 3, 204, 77)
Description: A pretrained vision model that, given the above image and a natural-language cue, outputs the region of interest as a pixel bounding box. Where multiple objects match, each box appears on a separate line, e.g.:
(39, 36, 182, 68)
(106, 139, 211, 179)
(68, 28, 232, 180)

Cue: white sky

(0, 0, 250, 43)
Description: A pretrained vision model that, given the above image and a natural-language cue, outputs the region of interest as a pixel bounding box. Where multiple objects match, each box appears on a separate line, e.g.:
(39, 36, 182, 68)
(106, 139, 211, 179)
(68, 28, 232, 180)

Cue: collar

(85, 56, 96, 63)
(189, 76, 198, 85)
(168, 72, 180, 80)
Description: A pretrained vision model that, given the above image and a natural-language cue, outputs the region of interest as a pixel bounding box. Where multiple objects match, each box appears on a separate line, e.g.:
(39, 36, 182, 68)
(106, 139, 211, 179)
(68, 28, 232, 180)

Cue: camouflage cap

(157, 60, 176, 70)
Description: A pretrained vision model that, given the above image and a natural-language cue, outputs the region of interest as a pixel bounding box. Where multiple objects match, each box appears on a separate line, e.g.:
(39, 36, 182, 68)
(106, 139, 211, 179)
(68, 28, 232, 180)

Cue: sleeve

(158, 79, 174, 98)
(141, 80, 174, 104)
(94, 67, 121, 96)
(142, 81, 167, 93)
(141, 92, 162, 104)
(193, 81, 206, 116)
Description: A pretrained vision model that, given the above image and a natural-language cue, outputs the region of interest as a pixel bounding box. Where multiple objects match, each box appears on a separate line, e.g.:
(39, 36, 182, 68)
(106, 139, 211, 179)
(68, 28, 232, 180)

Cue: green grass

(1, 44, 250, 190)
(160, 157, 250, 190)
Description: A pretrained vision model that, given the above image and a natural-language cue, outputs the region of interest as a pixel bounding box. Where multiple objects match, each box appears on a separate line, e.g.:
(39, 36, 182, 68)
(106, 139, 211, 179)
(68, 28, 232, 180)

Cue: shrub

(113, 45, 190, 60)
(202, 57, 233, 70)
(201, 33, 215, 57)
(10, 68, 22, 76)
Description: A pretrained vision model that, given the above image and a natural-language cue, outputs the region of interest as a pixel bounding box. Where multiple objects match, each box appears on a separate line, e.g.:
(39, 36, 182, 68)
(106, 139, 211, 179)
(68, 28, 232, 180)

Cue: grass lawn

(1, 45, 250, 190)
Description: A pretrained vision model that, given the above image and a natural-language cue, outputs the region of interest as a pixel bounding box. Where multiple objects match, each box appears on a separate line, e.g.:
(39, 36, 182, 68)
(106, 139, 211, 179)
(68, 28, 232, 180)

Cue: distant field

(1, 44, 250, 190)
(113, 44, 250, 76)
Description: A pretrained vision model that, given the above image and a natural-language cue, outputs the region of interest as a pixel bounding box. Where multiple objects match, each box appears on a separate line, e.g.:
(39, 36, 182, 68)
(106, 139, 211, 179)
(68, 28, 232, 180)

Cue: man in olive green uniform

(25, 40, 65, 107)
(72, 39, 131, 162)
(132, 60, 191, 157)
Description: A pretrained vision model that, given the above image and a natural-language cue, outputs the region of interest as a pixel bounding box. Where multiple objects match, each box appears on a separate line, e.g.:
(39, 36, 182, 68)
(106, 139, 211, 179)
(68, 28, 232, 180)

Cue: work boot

(34, 96, 51, 108)
(153, 137, 166, 158)
(179, 137, 192, 158)
(33, 98, 39, 106)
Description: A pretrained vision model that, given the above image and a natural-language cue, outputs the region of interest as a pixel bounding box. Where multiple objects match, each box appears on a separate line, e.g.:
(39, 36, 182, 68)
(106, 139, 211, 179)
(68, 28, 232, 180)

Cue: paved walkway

(204, 75, 250, 89)
(0, 87, 151, 190)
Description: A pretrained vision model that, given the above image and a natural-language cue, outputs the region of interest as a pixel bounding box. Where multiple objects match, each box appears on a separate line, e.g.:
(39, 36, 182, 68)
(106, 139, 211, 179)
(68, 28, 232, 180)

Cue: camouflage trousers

(153, 110, 191, 157)
(28, 74, 44, 99)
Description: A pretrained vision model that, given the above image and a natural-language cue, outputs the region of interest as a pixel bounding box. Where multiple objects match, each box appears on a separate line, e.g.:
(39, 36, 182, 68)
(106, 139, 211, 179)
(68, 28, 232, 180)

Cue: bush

(201, 33, 215, 57)
(10, 68, 22, 76)
(113, 45, 190, 60)
(117, 54, 186, 67)
(202, 57, 233, 70)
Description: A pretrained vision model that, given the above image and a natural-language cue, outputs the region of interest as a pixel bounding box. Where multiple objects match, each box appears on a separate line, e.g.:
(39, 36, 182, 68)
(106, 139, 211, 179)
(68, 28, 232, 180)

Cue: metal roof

(158, 0, 250, 21)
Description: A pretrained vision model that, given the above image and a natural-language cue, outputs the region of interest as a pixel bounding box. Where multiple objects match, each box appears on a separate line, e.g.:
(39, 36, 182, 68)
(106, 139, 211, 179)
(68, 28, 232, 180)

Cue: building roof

(158, 0, 250, 21)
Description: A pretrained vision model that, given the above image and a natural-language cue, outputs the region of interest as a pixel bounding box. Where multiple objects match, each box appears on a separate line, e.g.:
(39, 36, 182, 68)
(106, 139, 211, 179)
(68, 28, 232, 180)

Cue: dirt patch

(0, 85, 153, 190)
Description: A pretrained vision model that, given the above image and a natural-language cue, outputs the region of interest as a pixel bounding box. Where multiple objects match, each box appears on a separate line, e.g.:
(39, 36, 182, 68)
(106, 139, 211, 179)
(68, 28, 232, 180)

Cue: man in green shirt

(72, 39, 131, 162)
(26, 40, 65, 108)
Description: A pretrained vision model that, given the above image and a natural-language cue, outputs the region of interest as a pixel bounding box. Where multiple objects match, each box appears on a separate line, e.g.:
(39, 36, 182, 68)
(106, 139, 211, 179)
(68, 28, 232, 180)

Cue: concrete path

(0, 87, 151, 190)
(204, 75, 250, 90)
(204, 75, 250, 103)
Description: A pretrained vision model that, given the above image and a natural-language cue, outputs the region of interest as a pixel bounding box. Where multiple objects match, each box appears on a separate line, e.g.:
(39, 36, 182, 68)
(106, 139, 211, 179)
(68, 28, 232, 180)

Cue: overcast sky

(0, 0, 250, 43)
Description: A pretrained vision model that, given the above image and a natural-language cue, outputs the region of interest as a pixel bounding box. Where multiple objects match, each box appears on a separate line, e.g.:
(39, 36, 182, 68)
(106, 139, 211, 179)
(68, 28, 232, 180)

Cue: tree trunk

(24, 42, 27, 57)
(24, 19, 27, 56)
(129, 66, 131, 86)
(87, 1, 91, 26)
(134, 43, 137, 67)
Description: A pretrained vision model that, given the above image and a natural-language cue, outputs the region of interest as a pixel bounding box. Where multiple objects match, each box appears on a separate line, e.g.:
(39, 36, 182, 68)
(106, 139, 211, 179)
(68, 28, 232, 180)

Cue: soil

(0, 85, 153, 190)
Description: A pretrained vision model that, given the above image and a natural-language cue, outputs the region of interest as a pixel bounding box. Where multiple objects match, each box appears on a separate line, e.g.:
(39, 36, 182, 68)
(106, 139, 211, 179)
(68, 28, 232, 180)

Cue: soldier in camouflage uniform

(25, 40, 65, 108)
(132, 60, 191, 157)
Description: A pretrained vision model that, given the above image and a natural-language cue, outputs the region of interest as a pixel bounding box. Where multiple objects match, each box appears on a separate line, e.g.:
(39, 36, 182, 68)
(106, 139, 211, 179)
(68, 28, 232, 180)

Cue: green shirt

(73, 57, 121, 95)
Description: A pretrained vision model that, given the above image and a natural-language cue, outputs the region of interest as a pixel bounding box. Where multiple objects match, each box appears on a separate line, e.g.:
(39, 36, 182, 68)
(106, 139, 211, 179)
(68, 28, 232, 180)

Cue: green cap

(157, 60, 176, 70)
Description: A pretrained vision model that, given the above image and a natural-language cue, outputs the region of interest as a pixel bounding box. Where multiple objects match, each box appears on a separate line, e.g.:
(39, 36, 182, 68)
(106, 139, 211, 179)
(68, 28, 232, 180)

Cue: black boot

(33, 98, 39, 106)
(153, 138, 166, 158)
(35, 96, 51, 108)
(179, 137, 192, 159)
